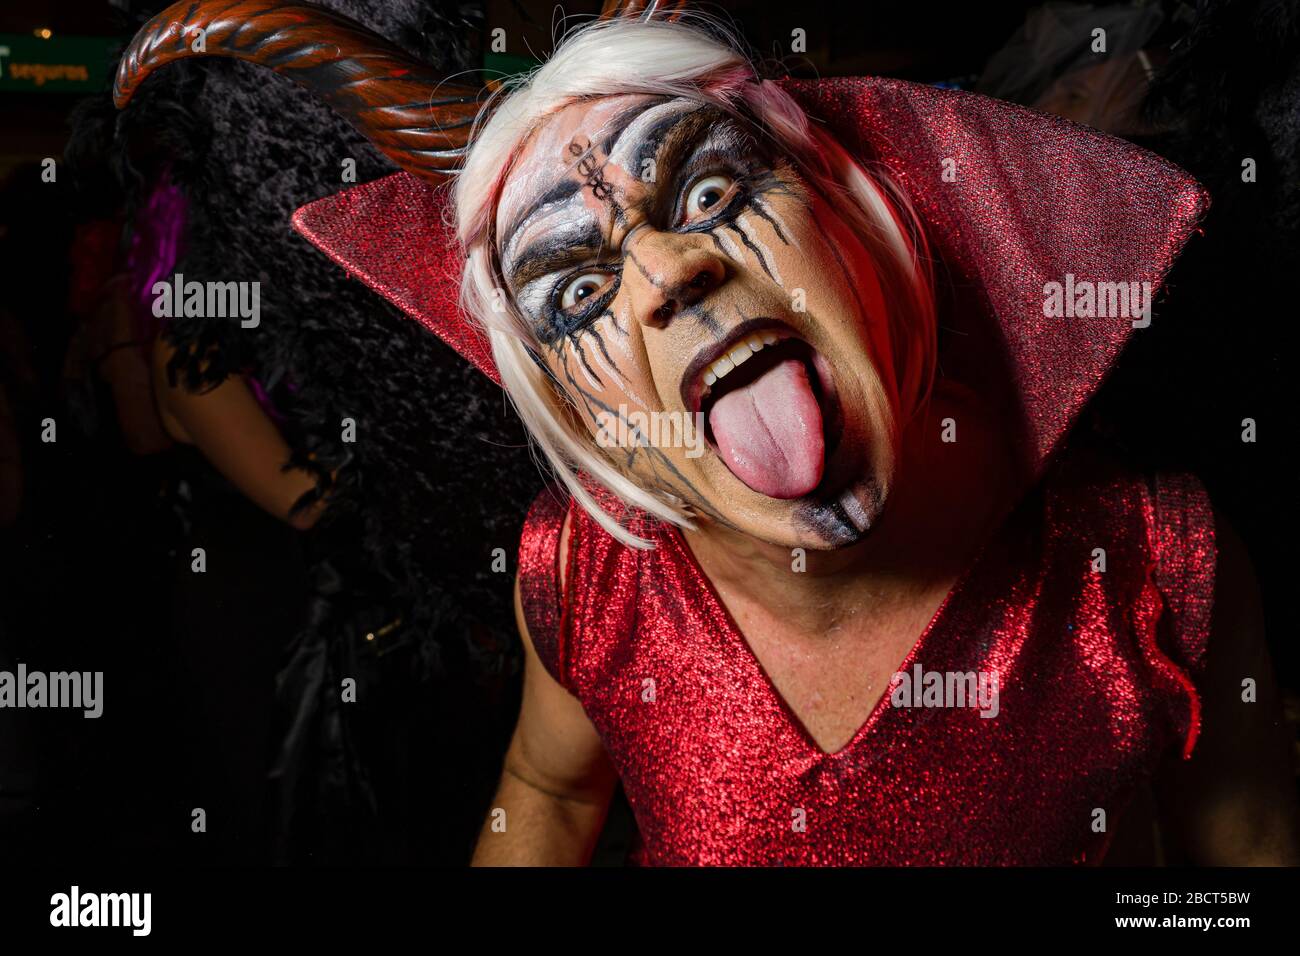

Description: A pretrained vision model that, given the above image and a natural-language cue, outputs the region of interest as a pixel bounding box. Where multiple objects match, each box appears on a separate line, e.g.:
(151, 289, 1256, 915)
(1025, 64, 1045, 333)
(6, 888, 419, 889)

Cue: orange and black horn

(599, 0, 690, 19)
(114, 0, 483, 183)
(114, 1, 693, 181)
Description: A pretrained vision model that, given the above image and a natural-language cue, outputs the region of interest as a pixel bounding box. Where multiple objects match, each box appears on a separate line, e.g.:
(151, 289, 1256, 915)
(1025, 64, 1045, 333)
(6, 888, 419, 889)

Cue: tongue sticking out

(707, 356, 825, 499)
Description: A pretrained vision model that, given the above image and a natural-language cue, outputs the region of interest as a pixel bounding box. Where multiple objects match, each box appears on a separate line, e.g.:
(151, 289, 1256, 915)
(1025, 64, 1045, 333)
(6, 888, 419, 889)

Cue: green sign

(483, 50, 540, 84)
(0, 34, 116, 93)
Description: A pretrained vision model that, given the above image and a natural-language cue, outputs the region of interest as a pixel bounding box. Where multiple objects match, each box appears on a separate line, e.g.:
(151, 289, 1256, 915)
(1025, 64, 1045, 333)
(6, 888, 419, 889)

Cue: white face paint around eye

(502, 99, 772, 342)
(494, 93, 903, 551)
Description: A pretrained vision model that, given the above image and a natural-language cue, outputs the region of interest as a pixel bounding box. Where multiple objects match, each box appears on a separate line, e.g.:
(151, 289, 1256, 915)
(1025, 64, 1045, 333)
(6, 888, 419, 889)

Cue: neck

(682, 382, 1015, 632)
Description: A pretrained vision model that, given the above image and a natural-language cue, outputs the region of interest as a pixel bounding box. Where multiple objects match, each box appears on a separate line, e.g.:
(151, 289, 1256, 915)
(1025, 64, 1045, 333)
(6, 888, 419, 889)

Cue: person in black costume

(66, 0, 541, 864)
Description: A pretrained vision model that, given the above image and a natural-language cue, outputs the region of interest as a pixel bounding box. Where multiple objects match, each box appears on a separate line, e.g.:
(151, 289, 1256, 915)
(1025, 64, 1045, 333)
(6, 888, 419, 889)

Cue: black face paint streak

(508, 222, 605, 290)
(699, 165, 808, 284)
(579, 318, 619, 376)
(794, 499, 861, 547)
(599, 97, 674, 157)
(625, 248, 664, 289)
(725, 220, 776, 282)
(565, 331, 605, 389)
(528, 344, 557, 380)
(680, 302, 724, 337)
(503, 178, 583, 255)
(631, 104, 711, 191)
(555, 352, 727, 522)
(628, 245, 726, 328)
(748, 195, 792, 245)
(794, 479, 884, 546)
(552, 348, 733, 526)
(568, 136, 621, 211)
(604, 307, 628, 338)
(752, 165, 800, 196)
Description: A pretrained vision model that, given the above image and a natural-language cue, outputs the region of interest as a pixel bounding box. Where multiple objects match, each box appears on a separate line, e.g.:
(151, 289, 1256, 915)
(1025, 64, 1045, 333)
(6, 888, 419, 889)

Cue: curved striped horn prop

(113, 0, 483, 182)
(600, 0, 690, 20)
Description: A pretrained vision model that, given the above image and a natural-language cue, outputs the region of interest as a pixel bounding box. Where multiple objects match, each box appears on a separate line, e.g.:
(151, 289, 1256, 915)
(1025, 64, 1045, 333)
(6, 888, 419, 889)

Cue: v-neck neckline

(666, 520, 1003, 759)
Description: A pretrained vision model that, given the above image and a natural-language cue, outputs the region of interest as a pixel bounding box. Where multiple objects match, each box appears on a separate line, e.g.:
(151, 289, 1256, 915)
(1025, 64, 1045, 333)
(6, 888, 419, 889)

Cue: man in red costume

(115, 1, 1298, 865)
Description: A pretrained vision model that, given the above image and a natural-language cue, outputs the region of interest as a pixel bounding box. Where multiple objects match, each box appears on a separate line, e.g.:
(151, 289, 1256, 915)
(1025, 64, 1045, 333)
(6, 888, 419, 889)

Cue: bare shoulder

(149, 336, 192, 443)
(509, 548, 613, 802)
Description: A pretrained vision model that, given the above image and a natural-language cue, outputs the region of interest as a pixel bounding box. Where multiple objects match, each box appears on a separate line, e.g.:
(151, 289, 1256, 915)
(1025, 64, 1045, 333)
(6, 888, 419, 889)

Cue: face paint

(495, 93, 899, 551)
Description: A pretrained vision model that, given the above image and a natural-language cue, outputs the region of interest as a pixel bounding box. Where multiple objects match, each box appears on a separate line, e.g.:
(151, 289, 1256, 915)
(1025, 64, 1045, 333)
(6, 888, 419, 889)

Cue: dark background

(0, 0, 1295, 865)
(0, 0, 1039, 177)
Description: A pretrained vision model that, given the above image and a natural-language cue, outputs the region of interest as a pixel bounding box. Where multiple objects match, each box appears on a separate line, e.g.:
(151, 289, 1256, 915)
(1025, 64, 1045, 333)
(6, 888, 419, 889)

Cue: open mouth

(681, 319, 843, 500)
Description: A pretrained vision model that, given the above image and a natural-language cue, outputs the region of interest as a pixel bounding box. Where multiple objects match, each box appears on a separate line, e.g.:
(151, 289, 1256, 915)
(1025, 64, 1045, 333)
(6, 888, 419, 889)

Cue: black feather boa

(69, 0, 541, 862)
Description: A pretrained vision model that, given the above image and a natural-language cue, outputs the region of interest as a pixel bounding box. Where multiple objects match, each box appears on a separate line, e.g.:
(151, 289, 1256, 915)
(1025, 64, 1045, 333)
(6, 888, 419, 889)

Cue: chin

(671, 307, 897, 548)
(691, 464, 887, 551)
(790, 473, 888, 548)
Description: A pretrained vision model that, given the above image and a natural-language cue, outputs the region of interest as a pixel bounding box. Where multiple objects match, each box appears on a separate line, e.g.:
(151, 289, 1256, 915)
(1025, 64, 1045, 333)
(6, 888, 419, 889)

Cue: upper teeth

(702, 331, 780, 388)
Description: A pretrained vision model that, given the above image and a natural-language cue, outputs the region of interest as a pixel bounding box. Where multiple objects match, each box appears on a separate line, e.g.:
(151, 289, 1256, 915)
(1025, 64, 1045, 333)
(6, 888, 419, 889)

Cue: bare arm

(94, 278, 172, 456)
(1156, 513, 1300, 865)
(101, 343, 172, 457)
(152, 338, 327, 530)
(472, 518, 617, 865)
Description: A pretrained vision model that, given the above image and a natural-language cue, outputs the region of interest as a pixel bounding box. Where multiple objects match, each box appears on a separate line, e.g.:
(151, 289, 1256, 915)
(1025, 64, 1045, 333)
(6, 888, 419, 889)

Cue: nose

(623, 230, 726, 328)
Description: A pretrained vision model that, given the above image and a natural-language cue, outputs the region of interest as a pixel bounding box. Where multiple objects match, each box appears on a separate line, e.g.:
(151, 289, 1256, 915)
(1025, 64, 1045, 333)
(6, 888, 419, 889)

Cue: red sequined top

(291, 71, 1217, 864)
(506, 78, 1216, 866)
(518, 459, 1215, 866)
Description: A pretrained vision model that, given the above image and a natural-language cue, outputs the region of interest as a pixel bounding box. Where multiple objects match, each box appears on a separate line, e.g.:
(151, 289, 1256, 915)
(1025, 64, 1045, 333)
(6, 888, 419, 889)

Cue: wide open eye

(558, 270, 616, 311)
(683, 174, 735, 223)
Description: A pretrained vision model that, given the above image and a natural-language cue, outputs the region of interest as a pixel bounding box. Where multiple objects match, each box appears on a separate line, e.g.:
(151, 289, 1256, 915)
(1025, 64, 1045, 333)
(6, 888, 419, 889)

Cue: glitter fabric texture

(783, 76, 1209, 477)
(296, 76, 1216, 864)
(519, 461, 1215, 866)
(289, 76, 1208, 443)
(510, 82, 1215, 865)
(292, 175, 501, 383)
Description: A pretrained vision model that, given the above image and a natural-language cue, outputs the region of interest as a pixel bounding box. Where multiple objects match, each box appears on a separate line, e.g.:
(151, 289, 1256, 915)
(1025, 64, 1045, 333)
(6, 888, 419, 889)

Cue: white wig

(455, 16, 935, 548)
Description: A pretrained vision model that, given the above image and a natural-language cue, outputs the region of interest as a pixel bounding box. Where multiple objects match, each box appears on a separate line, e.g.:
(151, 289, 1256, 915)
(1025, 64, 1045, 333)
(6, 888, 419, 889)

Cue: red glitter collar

(291, 76, 1208, 470)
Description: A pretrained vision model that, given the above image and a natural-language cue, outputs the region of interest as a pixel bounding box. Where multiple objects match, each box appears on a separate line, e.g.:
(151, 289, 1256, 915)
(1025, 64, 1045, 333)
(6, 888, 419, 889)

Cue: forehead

(494, 93, 695, 257)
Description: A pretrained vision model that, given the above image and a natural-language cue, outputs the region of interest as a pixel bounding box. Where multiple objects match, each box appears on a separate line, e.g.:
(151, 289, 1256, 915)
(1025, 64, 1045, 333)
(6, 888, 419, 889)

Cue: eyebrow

(630, 106, 719, 201)
(501, 178, 582, 258)
(507, 219, 605, 289)
(502, 103, 730, 288)
(601, 97, 671, 157)
(501, 99, 670, 252)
